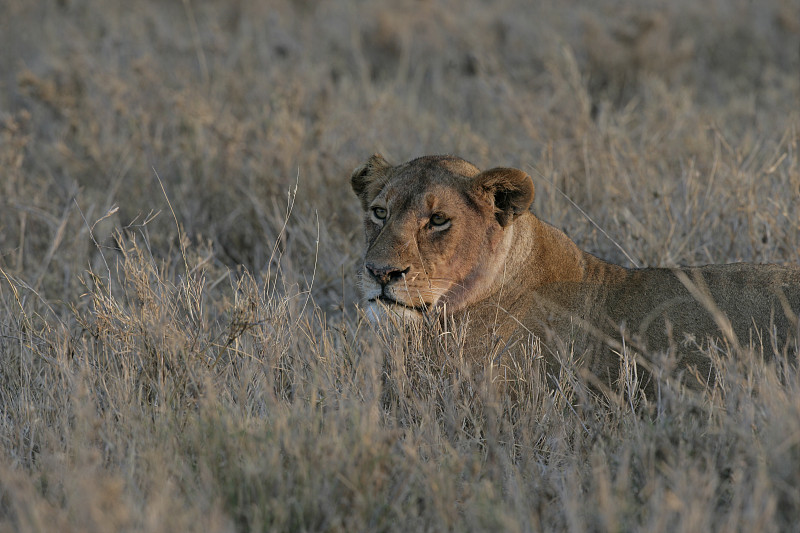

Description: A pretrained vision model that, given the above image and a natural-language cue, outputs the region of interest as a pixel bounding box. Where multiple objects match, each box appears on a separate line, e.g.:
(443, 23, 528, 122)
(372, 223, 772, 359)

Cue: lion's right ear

(351, 153, 392, 210)
(472, 167, 534, 227)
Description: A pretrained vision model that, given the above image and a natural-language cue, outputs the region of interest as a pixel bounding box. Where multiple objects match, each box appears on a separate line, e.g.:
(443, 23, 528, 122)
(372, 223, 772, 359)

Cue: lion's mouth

(371, 295, 428, 314)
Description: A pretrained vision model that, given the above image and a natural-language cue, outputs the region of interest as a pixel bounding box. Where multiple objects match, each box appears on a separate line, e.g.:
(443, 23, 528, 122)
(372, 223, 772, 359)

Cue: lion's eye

(372, 206, 388, 220)
(430, 213, 449, 227)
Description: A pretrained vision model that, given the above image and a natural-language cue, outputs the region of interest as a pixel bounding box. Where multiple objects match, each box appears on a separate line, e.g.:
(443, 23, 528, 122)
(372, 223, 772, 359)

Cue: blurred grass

(1, 0, 799, 531)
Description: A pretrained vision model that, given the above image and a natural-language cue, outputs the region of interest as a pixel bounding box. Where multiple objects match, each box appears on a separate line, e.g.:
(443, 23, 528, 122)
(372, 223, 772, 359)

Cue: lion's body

(351, 154, 800, 390)
(462, 214, 800, 388)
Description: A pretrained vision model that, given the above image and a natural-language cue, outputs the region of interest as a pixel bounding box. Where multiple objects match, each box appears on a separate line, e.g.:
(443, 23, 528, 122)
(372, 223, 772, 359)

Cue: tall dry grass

(1, 0, 799, 531)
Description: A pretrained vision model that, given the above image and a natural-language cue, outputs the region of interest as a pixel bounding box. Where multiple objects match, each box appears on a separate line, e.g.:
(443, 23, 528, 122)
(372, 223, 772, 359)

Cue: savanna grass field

(1, 1, 800, 531)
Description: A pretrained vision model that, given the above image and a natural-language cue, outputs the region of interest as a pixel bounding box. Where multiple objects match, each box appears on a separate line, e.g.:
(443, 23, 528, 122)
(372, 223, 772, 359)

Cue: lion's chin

(363, 298, 425, 324)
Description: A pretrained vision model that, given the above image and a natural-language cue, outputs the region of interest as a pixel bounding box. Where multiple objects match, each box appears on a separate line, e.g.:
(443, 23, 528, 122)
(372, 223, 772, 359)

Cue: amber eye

(372, 206, 388, 220)
(430, 213, 449, 227)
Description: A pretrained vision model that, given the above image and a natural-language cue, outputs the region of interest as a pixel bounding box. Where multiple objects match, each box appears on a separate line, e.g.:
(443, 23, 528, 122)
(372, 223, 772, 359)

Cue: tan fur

(352, 154, 800, 390)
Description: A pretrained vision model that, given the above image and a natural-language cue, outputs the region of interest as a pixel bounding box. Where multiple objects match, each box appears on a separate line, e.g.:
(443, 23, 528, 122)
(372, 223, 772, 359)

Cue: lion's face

(351, 154, 534, 321)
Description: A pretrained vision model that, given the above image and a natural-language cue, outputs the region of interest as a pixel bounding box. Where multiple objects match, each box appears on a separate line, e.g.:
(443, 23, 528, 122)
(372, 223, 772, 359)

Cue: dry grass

(1, 0, 799, 531)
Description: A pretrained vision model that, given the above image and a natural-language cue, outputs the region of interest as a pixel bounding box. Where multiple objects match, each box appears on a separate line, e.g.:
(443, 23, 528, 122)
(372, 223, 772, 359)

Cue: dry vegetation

(1, 0, 799, 531)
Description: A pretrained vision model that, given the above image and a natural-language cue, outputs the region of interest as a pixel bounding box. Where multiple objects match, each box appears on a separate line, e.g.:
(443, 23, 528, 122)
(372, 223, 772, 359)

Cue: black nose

(366, 263, 410, 286)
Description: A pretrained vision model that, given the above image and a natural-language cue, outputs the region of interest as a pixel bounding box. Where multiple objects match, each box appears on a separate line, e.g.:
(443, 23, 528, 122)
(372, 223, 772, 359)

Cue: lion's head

(351, 154, 534, 321)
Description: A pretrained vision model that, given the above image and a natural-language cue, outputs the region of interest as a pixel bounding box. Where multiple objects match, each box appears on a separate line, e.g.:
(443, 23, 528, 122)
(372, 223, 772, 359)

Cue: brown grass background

(1, 0, 799, 531)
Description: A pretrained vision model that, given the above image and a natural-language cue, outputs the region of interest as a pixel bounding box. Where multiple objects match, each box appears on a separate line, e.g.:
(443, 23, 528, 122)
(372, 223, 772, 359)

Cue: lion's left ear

(472, 167, 534, 226)
(351, 153, 392, 211)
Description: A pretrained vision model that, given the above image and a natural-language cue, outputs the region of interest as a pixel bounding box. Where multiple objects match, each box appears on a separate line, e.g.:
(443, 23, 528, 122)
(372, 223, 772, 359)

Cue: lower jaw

(372, 297, 428, 314)
(365, 298, 426, 322)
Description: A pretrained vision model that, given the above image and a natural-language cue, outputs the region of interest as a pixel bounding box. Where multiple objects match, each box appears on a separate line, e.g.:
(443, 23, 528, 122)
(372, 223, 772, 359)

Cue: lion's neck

(487, 213, 620, 312)
(512, 214, 588, 282)
(452, 212, 627, 323)
(453, 212, 630, 350)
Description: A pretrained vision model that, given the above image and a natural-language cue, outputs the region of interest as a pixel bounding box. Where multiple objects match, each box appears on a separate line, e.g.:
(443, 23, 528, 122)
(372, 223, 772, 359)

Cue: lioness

(351, 154, 800, 390)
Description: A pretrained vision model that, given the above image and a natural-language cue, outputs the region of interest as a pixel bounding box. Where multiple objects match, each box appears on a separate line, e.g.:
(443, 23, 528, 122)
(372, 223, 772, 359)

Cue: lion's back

(605, 262, 800, 355)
